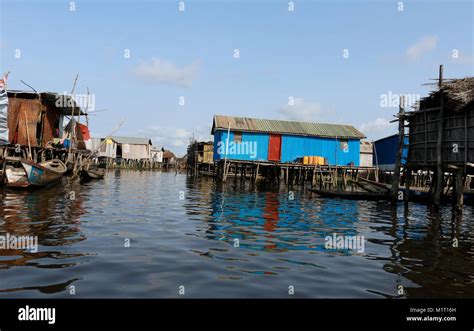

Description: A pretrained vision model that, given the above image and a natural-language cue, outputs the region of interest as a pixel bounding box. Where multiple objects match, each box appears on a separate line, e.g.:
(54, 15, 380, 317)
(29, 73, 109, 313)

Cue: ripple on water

(0, 171, 473, 298)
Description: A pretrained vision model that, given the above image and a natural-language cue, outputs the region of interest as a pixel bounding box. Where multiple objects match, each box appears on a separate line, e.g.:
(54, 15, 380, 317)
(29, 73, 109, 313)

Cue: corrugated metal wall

(121, 144, 150, 160)
(8, 98, 43, 147)
(213, 130, 269, 161)
(213, 131, 221, 160)
(0, 88, 8, 144)
(90, 138, 117, 158)
(373, 135, 408, 169)
(359, 141, 373, 167)
(7, 98, 63, 147)
(360, 153, 373, 167)
(280, 135, 360, 165)
(213, 129, 361, 165)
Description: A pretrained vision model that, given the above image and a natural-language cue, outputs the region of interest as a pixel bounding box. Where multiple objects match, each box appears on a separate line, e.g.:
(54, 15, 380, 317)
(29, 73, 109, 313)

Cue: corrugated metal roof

(111, 136, 152, 145)
(212, 115, 366, 139)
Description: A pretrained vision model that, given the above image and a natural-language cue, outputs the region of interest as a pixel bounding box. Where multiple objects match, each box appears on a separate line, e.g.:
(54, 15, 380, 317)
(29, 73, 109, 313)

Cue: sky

(1, 0, 473, 156)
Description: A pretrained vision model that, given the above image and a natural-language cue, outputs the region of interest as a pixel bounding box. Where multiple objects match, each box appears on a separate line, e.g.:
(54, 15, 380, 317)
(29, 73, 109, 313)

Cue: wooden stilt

(434, 65, 445, 206)
(454, 169, 464, 213)
(404, 167, 412, 202)
(391, 95, 405, 203)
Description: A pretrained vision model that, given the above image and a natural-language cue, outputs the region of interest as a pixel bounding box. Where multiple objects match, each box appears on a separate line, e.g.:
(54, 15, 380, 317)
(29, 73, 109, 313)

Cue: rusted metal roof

(212, 115, 366, 139)
(163, 151, 176, 159)
(7, 90, 86, 116)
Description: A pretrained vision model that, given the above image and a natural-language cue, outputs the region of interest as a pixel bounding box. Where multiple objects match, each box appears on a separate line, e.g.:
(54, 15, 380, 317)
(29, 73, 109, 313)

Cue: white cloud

(405, 36, 438, 61)
(359, 118, 397, 140)
(133, 58, 201, 87)
(278, 98, 326, 122)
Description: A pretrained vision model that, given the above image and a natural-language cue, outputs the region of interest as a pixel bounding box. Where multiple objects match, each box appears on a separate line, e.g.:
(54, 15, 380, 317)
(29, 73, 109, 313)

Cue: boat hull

(81, 167, 106, 180)
(20, 159, 67, 187)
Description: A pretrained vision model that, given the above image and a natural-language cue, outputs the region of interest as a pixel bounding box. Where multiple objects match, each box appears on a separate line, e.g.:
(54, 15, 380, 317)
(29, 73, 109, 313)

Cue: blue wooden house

(211, 115, 366, 166)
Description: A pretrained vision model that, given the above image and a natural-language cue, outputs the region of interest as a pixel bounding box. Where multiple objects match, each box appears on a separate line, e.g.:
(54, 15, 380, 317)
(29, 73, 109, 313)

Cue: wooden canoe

(349, 179, 389, 193)
(356, 177, 391, 192)
(12, 159, 67, 188)
(81, 166, 106, 180)
(81, 161, 106, 180)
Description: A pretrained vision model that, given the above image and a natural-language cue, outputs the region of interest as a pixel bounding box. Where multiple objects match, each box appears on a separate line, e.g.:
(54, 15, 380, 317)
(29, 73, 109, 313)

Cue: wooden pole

(391, 95, 405, 203)
(453, 169, 464, 212)
(404, 168, 412, 202)
(23, 110, 32, 160)
(223, 122, 230, 182)
(68, 74, 79, 155)
(434, 65, 444, 206)
(464, 109, 468, 173)
(373, 139, 379, 181)
(312, 165, 316, 187)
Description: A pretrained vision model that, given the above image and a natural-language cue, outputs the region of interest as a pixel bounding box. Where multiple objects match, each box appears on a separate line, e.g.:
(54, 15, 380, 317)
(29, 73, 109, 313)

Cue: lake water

(0, 171, 473, 298)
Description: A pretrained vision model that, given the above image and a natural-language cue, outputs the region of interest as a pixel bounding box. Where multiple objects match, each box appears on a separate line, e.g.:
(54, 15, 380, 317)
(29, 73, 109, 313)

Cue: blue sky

(1, 0, 473, 155)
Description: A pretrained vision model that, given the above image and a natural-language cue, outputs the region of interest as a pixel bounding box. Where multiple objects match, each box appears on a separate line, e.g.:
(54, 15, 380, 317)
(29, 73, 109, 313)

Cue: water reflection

(0, 172, 472, 298)
(184, 177, 474, 297)
(0, 180, 88, 294)
(187, 181, 360, 255)
(382, 208, 474, 297)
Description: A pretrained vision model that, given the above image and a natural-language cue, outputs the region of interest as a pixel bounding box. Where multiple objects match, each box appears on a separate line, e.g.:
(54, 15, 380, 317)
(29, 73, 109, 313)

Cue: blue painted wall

(214, 130, 361, 166)
(281, 135, 360, 165)
(373, 134, 408, 166)
(213, 130, 269, 161)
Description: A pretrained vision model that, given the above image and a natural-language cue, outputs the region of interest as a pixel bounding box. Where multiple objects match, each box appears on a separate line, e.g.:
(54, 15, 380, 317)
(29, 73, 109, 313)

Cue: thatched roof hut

(406, 77, 474, 169)
(417, 77, 474, 111)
